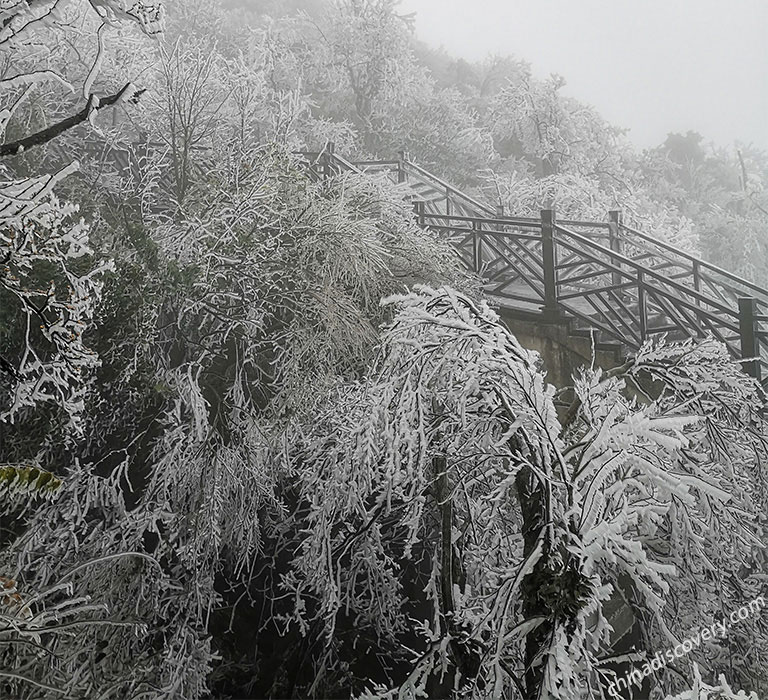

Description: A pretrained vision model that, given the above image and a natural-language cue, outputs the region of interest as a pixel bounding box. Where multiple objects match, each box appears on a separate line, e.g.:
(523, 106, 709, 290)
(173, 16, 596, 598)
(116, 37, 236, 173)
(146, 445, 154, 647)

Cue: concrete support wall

(498, 311, 624, 388)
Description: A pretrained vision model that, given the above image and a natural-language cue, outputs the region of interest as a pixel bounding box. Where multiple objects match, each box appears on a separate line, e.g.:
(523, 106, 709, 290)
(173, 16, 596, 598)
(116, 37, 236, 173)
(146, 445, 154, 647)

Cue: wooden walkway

(305, 145, 768, 385)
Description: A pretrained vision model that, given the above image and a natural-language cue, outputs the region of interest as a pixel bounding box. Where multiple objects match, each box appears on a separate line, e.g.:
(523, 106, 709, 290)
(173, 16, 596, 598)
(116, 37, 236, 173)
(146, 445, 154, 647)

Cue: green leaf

(0, 464, 63, 501)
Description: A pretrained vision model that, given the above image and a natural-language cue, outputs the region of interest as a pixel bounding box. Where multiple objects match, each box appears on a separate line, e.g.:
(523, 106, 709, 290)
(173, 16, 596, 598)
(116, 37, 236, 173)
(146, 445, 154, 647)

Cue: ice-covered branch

(0, 83, 135, 158)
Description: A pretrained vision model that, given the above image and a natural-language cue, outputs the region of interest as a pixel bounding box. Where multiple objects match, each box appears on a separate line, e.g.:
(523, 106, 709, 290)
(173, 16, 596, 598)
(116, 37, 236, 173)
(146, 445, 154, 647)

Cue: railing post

(608, 210, 623, 290)
(541, 209, 559, 317)
(496, 204, 505, 219)
(692, 260, 701, 293)
(414, 200, 425, 227)
(739, 297, 762, 381)
(689, 259, 706, 331)
(322, 141, 335, 179)
(397, 150, 408, 183)
(472, 219, 482, 272)
(637, 270, 647, 342)
(446, 188, 452, 217)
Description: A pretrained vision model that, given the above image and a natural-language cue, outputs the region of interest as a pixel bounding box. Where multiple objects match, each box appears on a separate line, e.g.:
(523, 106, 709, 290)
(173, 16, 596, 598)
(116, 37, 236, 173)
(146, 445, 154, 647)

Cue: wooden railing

(300, 144, 768, 384)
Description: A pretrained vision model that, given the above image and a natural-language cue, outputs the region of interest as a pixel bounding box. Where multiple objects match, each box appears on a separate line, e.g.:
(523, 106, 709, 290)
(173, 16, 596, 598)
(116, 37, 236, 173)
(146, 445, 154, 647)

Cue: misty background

(399, 0, 768, 151)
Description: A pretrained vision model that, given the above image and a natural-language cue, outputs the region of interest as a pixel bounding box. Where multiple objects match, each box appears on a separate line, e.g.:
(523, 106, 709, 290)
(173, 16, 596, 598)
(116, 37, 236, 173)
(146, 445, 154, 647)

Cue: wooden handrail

(327, 152, 362, 173)
(402, 160, 497, 217)
(620, 223, 768, 301)
(421, 212, 542, 229)
(558, 219, 611, 230)
(351, 160, 401, 167)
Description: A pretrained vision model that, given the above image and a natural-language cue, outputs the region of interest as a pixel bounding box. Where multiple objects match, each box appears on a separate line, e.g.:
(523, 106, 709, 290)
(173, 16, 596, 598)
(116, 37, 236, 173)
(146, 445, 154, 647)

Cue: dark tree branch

(0, 83, 134, 159)
(435, 455, 454, 620)
(0, 353, 20, 380)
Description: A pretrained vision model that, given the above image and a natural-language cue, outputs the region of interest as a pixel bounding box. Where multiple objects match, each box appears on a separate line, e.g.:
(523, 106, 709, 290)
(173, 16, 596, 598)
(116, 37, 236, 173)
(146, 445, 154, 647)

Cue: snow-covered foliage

(0, 0, 165, 431)
(283, 286, 560, 695)
(280, 287, 767, 699)
(663, 664, 758, 700)
(1, 0, 163, 124)
(1, 2, 766, 698)
(484, 167, 699, 253)
(482, 75, 699, 252)
(0, 149, 470, 698)
(0, 171, 112, 429)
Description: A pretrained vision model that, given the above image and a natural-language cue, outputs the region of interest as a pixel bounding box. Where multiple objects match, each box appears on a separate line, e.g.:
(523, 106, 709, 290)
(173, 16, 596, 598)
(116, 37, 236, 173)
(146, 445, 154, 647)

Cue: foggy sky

(399, 0, 768, 152)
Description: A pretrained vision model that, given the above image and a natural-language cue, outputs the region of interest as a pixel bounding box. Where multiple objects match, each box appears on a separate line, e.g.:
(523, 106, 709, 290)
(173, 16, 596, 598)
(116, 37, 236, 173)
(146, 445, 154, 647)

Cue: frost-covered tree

(1, 0, 163, 160)
(1, 0, 165, 430)
(280, 286, 767, 699)
(481, 73, 699, 252)
(0, 3, 167, 696)
(0, 171, 112, 431)
(0, 146, 471, 698)
(295, 0, 492, 181)
(641, 135, 768, 285)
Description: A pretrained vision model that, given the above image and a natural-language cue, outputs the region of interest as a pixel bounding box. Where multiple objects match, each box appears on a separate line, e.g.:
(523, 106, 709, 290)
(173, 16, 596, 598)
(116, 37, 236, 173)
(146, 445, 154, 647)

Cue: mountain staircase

(302, 144, 768, 386)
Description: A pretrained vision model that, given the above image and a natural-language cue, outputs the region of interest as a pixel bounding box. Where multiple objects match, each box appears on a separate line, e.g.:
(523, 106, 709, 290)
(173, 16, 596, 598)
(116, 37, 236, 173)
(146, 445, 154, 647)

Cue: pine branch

(0, 84, 134, 159)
